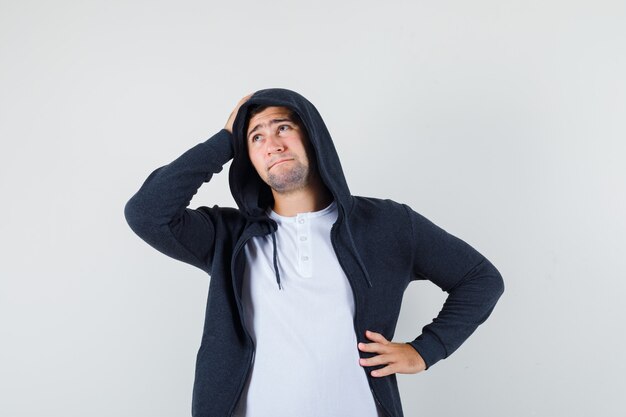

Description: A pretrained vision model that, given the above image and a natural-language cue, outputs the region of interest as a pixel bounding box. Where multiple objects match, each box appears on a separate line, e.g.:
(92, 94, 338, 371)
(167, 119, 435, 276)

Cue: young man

(124, 88, 504, 417)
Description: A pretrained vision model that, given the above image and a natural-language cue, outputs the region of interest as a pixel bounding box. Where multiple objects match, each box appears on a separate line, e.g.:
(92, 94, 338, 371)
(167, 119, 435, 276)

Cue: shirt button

(300, 236, 307, 241)
(298, 218, 305, 224)
(301, 256, 309, 261)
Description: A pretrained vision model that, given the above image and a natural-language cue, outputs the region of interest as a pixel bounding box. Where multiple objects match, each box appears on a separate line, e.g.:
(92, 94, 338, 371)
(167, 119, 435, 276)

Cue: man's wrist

(203, 129, 234, 164)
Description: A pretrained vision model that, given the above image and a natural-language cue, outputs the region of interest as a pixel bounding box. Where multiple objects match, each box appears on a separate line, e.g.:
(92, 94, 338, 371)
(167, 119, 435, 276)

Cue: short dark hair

(244, 104, 305, 138)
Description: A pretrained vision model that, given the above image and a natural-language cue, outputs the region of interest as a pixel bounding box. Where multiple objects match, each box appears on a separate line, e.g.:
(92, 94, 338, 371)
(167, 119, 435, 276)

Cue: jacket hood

(228, 87, 370, 290)
(229, 87, 353, 218)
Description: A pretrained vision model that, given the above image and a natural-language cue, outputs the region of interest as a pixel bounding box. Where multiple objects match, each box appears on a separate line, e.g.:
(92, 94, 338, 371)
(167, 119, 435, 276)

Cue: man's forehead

(247, 106, 294, 129)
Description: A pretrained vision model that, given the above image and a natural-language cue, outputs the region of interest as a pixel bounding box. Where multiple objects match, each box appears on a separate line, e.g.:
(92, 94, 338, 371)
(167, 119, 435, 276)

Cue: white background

(1, 1, 624, 416)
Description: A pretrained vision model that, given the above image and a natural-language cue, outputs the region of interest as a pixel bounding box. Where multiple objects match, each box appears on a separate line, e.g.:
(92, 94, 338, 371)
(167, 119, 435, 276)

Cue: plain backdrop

(1, 1, 625, 416)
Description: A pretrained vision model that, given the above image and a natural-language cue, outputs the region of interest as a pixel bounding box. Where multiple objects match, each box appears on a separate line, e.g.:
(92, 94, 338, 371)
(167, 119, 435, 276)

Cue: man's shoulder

(350, 195, 412, 222)
(348, 196, 414, 240)
(352, 195, 409, 212)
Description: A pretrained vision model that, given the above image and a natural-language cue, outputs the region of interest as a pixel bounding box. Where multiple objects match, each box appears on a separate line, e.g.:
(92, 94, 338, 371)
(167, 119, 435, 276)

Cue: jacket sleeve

(402, 204, 505, 370)
(123, 129, 234, 273)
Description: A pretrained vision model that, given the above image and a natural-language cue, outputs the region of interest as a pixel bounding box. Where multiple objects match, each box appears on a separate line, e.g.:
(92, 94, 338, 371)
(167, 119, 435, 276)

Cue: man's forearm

(124, 129, 233, 227)
(408, 256, 504, 369)
(123, 129, 234, 271)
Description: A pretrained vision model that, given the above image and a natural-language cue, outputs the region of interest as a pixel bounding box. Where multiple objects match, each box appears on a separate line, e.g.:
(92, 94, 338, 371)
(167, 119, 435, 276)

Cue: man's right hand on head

(225, 93, 253, 134)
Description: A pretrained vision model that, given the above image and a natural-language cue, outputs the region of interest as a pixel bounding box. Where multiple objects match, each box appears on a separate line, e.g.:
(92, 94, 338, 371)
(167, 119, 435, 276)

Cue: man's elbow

(484, 260, 505, 304)
(464, 256, 505, 306)
(124, 195, 153, 237)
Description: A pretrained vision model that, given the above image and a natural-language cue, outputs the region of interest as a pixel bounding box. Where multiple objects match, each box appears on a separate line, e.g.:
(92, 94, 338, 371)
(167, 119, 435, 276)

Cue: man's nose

(266, 134, 284, 153)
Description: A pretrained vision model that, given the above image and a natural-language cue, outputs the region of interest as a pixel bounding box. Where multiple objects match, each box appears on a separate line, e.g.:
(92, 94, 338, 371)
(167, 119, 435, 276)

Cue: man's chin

(267, 178, 308, 194)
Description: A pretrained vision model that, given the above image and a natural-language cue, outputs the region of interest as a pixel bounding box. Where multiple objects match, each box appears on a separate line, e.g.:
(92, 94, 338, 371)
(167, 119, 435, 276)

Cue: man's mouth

(269, 158, 293, 169)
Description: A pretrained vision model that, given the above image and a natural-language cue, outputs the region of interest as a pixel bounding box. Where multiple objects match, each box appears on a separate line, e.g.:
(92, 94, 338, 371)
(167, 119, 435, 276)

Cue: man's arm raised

(123, 94, 252, 273)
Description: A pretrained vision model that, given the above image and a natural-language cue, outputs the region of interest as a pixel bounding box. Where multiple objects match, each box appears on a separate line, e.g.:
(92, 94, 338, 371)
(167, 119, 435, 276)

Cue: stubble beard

(266, 160, 310, 194)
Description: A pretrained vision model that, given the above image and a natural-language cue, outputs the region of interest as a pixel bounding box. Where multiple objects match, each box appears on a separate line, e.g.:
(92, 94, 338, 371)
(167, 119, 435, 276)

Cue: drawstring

(247, 202, 371, 291)
(248, 209, 283, 290)
(262, 218, 283, 290)
(246, 211, 283, 290)
(270, 227, 283, 290)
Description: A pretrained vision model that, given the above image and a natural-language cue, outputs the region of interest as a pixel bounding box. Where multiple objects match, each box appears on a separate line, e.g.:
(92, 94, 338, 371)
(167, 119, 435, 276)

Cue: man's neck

(271, 183, 334, 217)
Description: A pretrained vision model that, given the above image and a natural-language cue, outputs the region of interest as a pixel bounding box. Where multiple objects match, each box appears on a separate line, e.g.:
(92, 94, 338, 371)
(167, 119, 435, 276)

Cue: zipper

(227, 233, 257, 417)
(330, 220, 393, 417)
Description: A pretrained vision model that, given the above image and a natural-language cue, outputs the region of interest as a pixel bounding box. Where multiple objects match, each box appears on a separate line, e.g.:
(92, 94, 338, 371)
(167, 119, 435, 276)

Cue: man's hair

(244, 104, 306, 140)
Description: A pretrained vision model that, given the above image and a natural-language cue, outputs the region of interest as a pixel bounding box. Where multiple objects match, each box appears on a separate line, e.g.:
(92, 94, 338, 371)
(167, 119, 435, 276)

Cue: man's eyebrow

(247, 118, 293, 137)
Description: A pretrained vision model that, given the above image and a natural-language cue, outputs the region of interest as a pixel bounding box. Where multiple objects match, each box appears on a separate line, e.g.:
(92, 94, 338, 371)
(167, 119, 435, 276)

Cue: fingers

(357, 330, 426, 377)
(359, 353, 398, 378)
(357, 330, 390, 354)
(358, 350, 412, 378)
(359, 354, 391, 367)
(357, 341, 386, 353)
(364, 330, 389, 344)
(370, 364, 396, 378)
(225, 93, 254, 133)
(239, 93, 253, 103)
(358, 331, 393, 377)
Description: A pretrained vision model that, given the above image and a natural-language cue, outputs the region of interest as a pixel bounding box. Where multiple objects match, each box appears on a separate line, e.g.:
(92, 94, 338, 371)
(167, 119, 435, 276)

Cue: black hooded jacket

(124, 88, 505, 417)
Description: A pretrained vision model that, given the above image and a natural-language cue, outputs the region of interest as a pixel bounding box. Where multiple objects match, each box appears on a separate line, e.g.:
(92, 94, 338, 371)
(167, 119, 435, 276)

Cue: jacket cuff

(406, 332, 448, 370)
(202, 129, 234, 166)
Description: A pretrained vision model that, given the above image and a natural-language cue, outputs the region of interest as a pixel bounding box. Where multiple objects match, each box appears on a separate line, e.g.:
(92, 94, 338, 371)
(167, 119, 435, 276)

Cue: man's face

(246, 106, 314, 193)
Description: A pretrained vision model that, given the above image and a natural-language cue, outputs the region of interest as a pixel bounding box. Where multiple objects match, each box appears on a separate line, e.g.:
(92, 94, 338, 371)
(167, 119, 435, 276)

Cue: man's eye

(278, 125, 289, 131)
(251, 135, 261, 142)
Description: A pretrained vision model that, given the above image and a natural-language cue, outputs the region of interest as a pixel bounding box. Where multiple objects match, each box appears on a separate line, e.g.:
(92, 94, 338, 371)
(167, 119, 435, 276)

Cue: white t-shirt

(232, 200, 385, 417)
